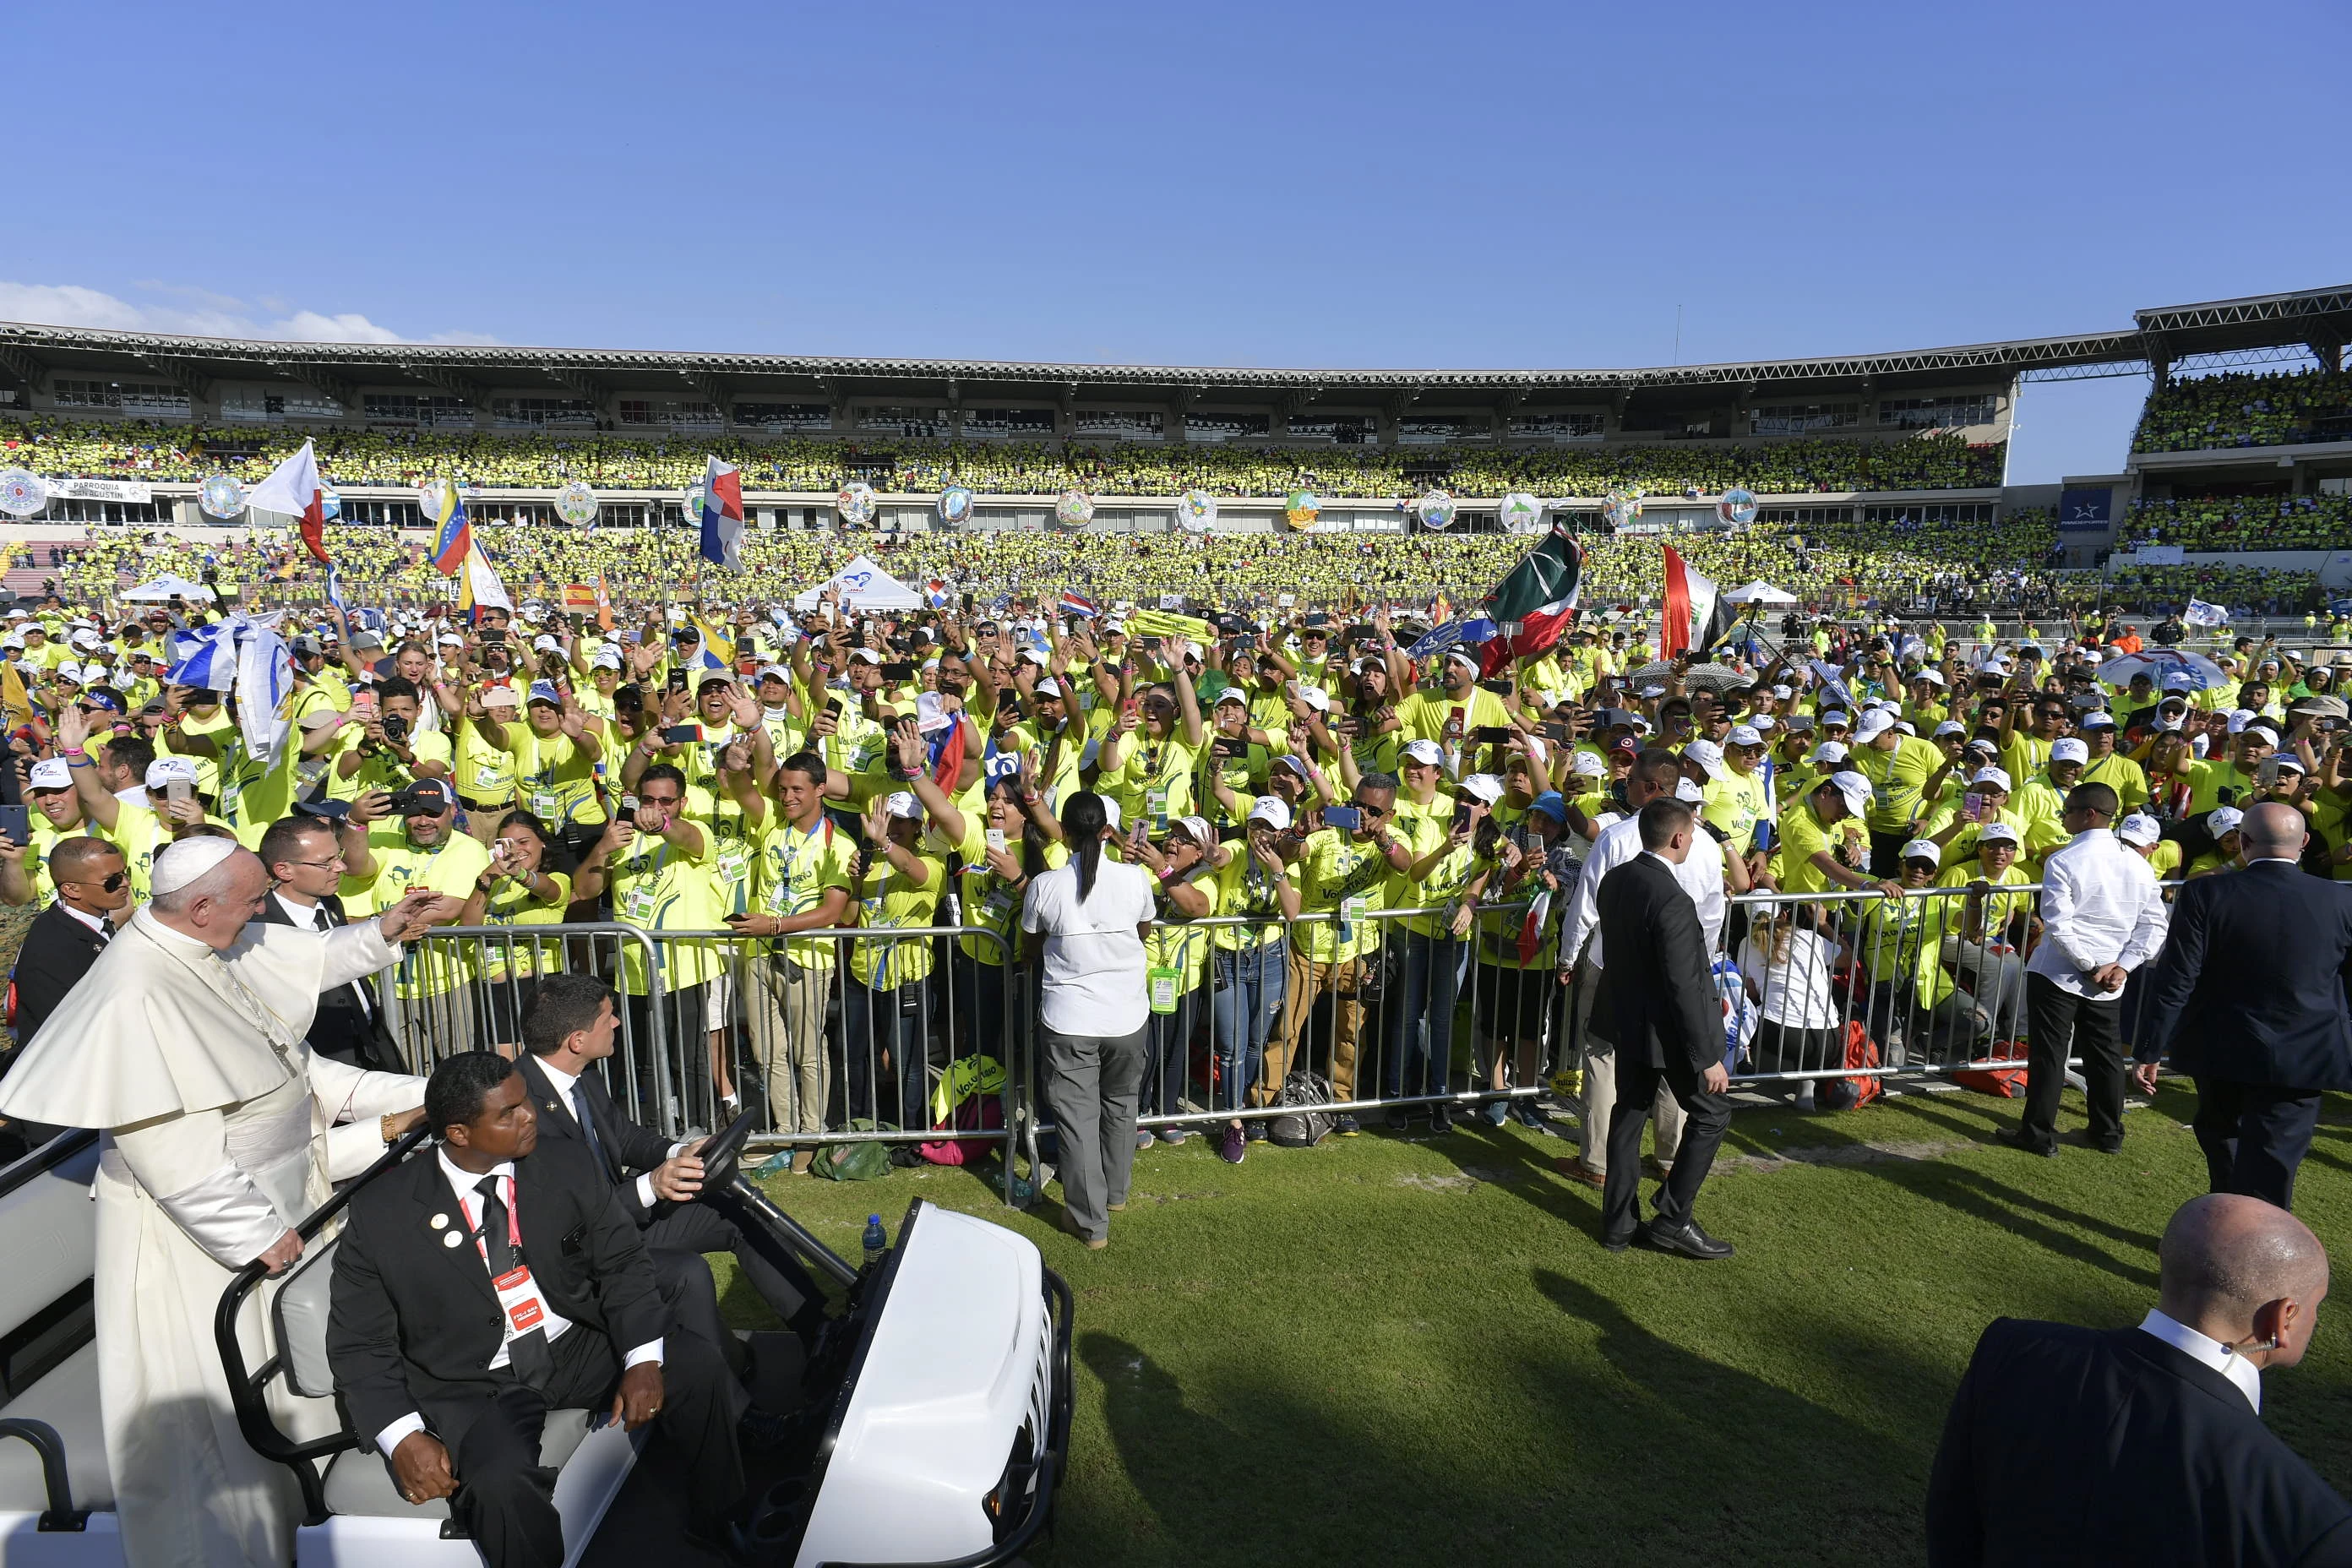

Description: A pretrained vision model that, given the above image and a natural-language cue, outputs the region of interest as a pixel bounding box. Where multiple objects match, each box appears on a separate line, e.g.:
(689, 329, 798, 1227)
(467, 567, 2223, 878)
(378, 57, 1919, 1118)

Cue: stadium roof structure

(0, 283, 2343, 411)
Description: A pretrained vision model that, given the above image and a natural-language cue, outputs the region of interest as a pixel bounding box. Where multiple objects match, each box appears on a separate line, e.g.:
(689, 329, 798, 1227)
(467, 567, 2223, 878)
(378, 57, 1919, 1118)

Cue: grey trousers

(1043, 1021, 1149, 1243)
(1573, 969, 1684, 1173)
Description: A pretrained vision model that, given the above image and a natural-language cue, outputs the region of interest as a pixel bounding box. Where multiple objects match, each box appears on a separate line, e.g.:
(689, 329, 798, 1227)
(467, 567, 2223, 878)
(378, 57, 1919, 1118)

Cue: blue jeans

(1210, 938, 1286, 1113)
(843, 974, 932, 1132)
(1385, 929, 1465, 1102)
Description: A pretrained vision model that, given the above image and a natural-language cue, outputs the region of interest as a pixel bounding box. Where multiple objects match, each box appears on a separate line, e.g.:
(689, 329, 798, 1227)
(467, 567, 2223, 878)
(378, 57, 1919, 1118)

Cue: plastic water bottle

(862, 1214, 887, 1271)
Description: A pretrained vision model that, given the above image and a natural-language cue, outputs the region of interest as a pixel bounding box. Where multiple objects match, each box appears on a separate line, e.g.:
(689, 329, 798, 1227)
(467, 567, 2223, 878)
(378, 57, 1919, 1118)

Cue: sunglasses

(67, 870, 128, 893)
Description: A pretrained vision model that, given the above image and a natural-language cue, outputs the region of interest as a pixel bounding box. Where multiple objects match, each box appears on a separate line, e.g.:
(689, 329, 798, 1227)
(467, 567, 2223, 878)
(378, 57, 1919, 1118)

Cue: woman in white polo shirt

(1021, 790, 1155, 1250)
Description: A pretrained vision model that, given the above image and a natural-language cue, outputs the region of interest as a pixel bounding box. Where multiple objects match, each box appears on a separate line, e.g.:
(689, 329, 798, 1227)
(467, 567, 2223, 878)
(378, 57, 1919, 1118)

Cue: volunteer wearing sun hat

(1203, 796, 1294, 1162)
(1852, 838, 1990, 1064)
(471, 676, 607, 865)
(1849, 706, 1946, 875)
(2075, 710, 2149, 814)
(1937, 820, 2037, 1042)
(1396, 648, 1515, 776)
(2186, 805, 2247, 878)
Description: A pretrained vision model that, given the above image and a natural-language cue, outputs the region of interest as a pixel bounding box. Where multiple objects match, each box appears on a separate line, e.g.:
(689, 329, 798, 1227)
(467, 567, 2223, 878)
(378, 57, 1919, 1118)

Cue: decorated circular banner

(1282, 488, 1321, 529)
(1601, 488, 1645, 528)
(0, 470, 46, 519)
(554, 481, 599, 525)
(414, 477, 455, 519)
(1174, 488, 1217, 532)
(836, 481, 878, 525)
(937, 485, 975, 526)
(1415, 489, 1456, 530)
(683, 482, 705, 523)
(1054, 489, 1094, 527)
(199, 473, 247, 520)
(1716, 487, 1759, 527)
(1498, 491, 1544, 534)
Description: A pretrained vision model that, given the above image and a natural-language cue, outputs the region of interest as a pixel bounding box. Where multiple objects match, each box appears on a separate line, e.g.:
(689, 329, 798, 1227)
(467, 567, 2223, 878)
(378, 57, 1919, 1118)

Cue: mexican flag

(1660, 543, 1734, 661)
(1478, 525, 1583, 676)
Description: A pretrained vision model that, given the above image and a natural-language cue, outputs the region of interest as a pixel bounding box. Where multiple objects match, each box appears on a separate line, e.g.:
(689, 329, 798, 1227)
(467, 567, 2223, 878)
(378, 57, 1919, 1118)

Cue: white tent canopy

(121, 574, 216, 603)
(1722, 580, 1798, 606)
(792, 555, 925, 612)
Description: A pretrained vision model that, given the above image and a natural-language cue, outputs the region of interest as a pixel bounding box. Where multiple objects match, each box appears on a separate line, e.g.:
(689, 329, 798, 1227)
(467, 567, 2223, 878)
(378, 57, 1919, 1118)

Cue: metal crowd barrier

(401, 921, 1025, 1205)
(389, 874, 2190, 1204)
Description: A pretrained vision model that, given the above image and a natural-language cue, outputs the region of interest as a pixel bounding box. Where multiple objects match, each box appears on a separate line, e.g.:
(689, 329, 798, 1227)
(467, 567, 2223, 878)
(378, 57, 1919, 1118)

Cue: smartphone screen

(1472, 726, 1515, 745)
(1451, 803, 1474, 834)
(1963, 791, 1984, 821)
(880, 662, 917, 683)
(0, 803, 26, 846)
(662, 724, 702, 745)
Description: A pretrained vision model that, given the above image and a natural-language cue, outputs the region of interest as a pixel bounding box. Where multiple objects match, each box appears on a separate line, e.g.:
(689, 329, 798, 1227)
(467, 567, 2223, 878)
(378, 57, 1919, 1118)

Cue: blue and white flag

(233, 617, 295, 772)
(2185, 599, 2231, 629)
(166, 623, 237, 692)
(324, 562, 352, 613)
(1406, 617, 1497, 660)
(1808, 659, 1855, 713)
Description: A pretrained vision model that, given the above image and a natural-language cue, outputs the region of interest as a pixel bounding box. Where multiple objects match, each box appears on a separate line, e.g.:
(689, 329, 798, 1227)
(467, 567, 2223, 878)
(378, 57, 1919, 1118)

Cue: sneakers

(1219, 1124, 1246, 1164)
(1481, 1099, 1510, 1128)
(1134, 1129, 1156, 1152)
(1244, 1120, 1269, 1143)
(1430, 1103, 1455, 1134)
(1512, 1101, 1551, 1132)
(1158, 1126, 1190, 1146)
(1334, 1114, 1362, 1136)
(1385, 1107, 1412, 1133)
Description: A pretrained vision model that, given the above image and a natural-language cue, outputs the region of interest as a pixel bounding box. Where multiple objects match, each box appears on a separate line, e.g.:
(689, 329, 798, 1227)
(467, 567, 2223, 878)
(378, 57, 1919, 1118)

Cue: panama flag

(700, 456, 744, 570)
(425, 480, 472, 575)
(247, 438, 330, 564)
(1659, 543, 1734, 662)
(1477, 525, 1583, 677)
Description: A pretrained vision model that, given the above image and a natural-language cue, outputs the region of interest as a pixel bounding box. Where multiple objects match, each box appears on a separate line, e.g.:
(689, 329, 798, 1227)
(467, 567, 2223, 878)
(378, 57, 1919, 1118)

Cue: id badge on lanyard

(472, 1185, 554, 1350)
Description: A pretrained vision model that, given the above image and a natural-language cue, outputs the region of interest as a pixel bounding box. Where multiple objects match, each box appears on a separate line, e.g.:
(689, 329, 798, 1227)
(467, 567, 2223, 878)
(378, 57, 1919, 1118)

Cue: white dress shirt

(57, 901, 110, 939)
(531, 1055, 683, 1211)
(1558, 812, 1726, 972)
(2024, 829, 2169, 997)
(277, 891, 371, 1016)
(2139, 1308, 2262, 1413)
(372, 1148, 662, 1456)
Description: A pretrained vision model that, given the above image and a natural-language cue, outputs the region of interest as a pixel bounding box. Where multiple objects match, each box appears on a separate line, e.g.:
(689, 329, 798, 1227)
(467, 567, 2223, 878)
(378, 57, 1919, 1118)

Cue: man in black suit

(1927, 1193, 2349, 1565)
(2134, 801, 2352, 1210)
(1592, 797, 1736, 1260)
(255, 812, 401, 1071)
(8, 835, 126, 1047)
(327, 1052, 746, 1568)
(516, 973, 826, 1376)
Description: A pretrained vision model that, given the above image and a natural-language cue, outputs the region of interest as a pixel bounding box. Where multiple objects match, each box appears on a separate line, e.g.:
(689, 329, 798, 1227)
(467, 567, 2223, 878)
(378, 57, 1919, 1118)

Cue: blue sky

(9, 0, 2344, 482)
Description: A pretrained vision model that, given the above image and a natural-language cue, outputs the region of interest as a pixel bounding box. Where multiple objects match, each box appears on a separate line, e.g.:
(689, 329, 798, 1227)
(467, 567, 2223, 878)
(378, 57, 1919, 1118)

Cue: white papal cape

(0, 908, 425, 1568)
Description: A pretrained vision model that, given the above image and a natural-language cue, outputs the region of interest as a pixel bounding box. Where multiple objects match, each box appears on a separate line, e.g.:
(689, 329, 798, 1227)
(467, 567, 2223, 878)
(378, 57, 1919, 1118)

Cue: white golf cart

(0, 1126, 1070, 1567)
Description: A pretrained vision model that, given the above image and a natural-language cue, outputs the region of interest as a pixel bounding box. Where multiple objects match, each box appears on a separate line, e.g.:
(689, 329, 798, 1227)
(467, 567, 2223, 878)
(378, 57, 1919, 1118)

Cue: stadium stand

(2131, 366, 2352, 453)
(2120, 492, 2352, 553)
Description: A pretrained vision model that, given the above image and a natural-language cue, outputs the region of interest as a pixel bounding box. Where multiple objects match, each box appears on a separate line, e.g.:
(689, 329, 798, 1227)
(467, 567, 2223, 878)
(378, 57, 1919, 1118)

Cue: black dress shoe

(1640, 1217, 1735, 1260)
(1600, 1231, 1638, 1252)
(2002, 1130, 2060, 1158)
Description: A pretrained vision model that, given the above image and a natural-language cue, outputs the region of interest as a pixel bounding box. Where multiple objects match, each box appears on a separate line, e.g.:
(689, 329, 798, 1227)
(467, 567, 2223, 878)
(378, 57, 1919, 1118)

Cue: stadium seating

(2121, 493, 2352, 553)
(0, 418, 2004, 498)
(2130, 366, 2352, 453)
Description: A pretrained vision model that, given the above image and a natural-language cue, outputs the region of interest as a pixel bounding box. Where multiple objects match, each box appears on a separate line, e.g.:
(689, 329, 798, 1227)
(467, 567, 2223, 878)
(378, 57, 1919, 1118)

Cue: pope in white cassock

(0, 836, 461, 1568)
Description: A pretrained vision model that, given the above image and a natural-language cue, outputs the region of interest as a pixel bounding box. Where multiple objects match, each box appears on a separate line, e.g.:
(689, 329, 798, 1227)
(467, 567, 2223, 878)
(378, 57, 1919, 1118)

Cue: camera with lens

(379, 712, 409, 743)
(384, 782, 448, 818)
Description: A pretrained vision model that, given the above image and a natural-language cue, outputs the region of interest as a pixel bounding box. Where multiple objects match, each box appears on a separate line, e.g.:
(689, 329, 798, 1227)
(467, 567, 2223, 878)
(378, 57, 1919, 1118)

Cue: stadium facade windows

(1073, 409, 1166, 442)
(1182, 411, 1271, 443)
(732, 401, 832, 432)
(1397, 414, 1494, 445)
(616, 399, 721, 431)
(1880, 395, 1997, 430)
(1508, 411, 1604, 442)
(496, 396, 600, 429)
(1757, 505, 1857, 525)
(362, 393, 473, 427)
(52, 379, 189, 416)
(43, 498, 167, 525)
(1284, 412, 1376, 444)
(854, 405, 950, 438)
(1750, 402, 1859, 435)
(219, 389, 346, 422)
(1861, 503, 1997, 524)
(964, 407, 1057, 439)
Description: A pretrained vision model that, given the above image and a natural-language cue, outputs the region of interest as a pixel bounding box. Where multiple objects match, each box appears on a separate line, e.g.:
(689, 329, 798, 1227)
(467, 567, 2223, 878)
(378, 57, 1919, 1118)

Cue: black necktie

(474, 1176, 555, 1389)
(570, 1082, 611, 1179)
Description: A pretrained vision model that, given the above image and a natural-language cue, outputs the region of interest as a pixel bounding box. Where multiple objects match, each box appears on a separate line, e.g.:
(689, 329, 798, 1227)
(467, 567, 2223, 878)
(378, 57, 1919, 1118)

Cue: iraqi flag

(247, 438, 330, 564)
(1660, 543, 1734, 661)
(699, 456, 744, 570)
(1476, 525, 1583, 677)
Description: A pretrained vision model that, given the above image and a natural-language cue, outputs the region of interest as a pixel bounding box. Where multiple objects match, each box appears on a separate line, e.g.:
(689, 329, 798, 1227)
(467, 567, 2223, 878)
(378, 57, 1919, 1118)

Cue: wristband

(60, 747, 85, 760)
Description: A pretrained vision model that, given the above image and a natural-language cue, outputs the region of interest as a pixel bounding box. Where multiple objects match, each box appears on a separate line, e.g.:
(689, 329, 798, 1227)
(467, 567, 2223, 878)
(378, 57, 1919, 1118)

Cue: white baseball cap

(1934, 720, 1966, 738)
(883, 790, 923, 820)
(1854, 710, 1896, 742)
(2050, 738, 2089, 764)
(1912, 668, 1947, 687)
(1570, 751, 1605, 778)
(1247, 796, 1293, 830)
(144, 756, 199, 789)
(1035, 678, 1065, 700)
(2079, 710, 2116, 730)
(1683, 739, 1727, 780)
(26, 759, 70, 791)
(1899, 838, 1941, 866)
(1978, 821, 2021, 847)
(2208, 806, 2245, 836)
(1727, 723, 1763, 748)
(1402, 738, 1445, 766)
(1808, 740, 1848, 765)
(2117, 814, 2162, 847)
(1458, 773, 1506, 804)
(1825, 770, 1872, 816)
(1674, 777, 1706, 803)
(1971, 766, 2012, 792)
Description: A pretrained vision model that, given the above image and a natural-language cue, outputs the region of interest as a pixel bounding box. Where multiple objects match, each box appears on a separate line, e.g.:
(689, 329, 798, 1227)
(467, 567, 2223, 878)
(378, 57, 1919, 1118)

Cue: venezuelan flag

(424, 479, 472, 575)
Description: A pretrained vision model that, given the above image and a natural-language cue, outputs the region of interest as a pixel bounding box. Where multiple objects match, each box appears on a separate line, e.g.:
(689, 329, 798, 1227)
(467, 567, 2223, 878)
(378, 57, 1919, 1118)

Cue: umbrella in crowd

(2098, 649, 2228, 691)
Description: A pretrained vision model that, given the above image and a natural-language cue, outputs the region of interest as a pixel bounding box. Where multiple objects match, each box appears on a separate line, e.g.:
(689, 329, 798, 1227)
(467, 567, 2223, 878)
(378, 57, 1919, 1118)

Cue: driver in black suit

(515, 974, 827, 1378)
(326, 1052, 746, 1568)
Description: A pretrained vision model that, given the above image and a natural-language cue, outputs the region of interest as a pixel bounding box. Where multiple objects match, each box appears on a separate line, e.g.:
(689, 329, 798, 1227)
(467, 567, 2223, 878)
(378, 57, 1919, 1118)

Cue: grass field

(721, 1083, 2352, 1567)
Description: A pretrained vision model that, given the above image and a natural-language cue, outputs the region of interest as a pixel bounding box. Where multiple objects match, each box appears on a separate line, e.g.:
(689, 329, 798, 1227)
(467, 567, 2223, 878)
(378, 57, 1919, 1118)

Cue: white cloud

(0, 280, 497, 346)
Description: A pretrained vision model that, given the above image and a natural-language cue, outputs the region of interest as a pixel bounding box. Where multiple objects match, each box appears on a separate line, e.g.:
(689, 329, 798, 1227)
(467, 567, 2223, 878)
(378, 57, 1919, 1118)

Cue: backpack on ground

(811, 1120, 895, 1182)
(1266, 1070, 1337, 1147)
(1821, 1020, 1881, 1111)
